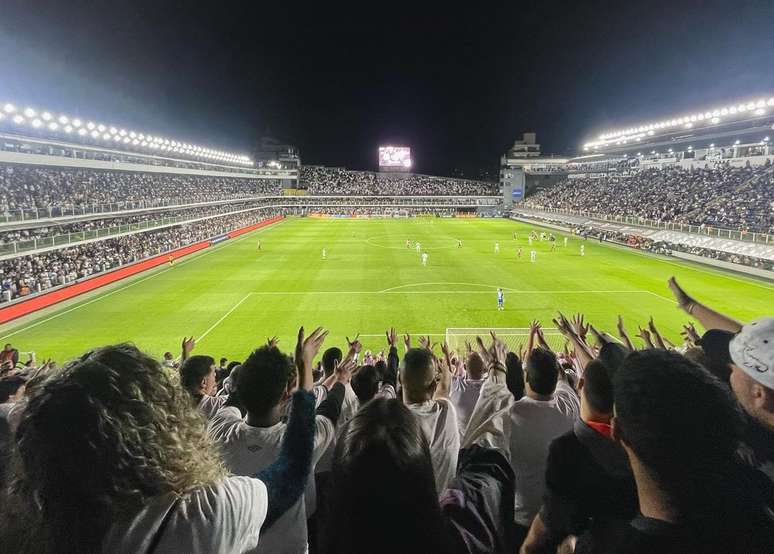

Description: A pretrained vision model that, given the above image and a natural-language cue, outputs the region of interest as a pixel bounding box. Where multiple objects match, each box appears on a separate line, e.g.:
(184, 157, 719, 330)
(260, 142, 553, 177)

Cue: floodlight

(3, 103, 16, 113)
(129, 131, 136, 138)
(31, 119, 42, 128)
(709, 143, 714, 147)
(72, 118, 82, 127)
(734, 140, 740, 145)
(78, 128, 87, 136)
(12, 115, 24, 124)
(41, 112, 52, 121)
(119, 129, 127, 136)
(755, 108, 765, 116)
(48, 122, 58, 131)
(86, 122, 95, 130)
(91, 130, 99, 138)
(668, 148, 673, 153)
(651, 150, 656, 154)
(97, 124, 106, 132)
(24, 108, 36, 117)
(113, 135, 121, 141)
(765, 137, 770, 142)
(103, 133, 111, 140)
(109, 127, 117, 134)
(684, 123, 693, 129)
(711, 117, 721, 124)
(132, 139, 139, 145)
(58, 115, 69, 124)
(720, 108, 728, 115)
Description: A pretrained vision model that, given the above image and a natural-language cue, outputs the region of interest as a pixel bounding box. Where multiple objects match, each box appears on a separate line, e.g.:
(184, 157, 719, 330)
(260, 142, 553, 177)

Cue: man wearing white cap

(729, 317, 774, 483)
(667, 277, 774, 483)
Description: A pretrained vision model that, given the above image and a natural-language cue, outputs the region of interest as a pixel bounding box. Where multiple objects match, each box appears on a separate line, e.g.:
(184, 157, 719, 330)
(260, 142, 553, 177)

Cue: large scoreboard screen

(378, 146, 412, 171)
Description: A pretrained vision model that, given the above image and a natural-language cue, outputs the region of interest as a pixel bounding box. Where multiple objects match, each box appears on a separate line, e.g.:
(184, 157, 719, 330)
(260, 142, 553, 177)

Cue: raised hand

(334, 357, 355, 384)
(681, 322, 700, 345)
(475, 335, 494, 366)
(616, 315, 627, 337)
(296, 326, 329, 390)
(346, 333, 362, 355)
(636, 326, 654, 349)
(386, 327, 397, 347)
(418, 335, 435, 352)
(267, 336, 280, 348)
(181, 336, 196, 361)
(648, 317, 667, 349)
(667, 276, 696, 313)
(571, 313, 589, 340)
(403, 333, 412, 352)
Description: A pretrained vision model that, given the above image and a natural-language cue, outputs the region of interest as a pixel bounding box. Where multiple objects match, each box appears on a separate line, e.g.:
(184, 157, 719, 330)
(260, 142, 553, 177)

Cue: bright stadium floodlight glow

(72, 118, 81, 127)
(755, 108, 765, 116)
(78, 128, 87, 136)
(91, 130, 99, 138)
(97, 124, 106, 132)
(132, 139, 139, 145)
(109, 126, 117, 135)
(651, 150, 656, 154)
(3, 103, 16, 113)
(765, 136, 770, 142)
(48, 122, 58, 131)
(709, 143, 715, 148)
(13, 115, 24, 124)
(734, 139, 740, 145)
(24, 107, 36, 117)
(41, 111, 52, 121)
(103, 133, 111, 140)
(113, 135, 121, 142)
(711, 117, 721, 124)
(31, 119, 42, 128)
(129, 131, 136, 138)
(58, 115, 68, 124)
(119, 129, 127, 136)
(684, 123, 693, 129)
(86, 121, 95, 130)
(123, 136, 130, 143)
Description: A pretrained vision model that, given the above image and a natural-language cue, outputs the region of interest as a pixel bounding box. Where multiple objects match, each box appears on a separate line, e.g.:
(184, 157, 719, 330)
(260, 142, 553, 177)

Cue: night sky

(1, 1, 773, 176)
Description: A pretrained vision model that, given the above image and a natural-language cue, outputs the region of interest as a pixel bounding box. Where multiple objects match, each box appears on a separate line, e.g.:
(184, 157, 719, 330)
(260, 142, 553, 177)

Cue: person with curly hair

(0, 327, 325, 553)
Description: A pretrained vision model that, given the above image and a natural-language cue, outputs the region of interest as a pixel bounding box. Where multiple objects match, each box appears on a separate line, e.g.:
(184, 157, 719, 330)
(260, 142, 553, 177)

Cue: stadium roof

(0, 102, 254, 167)
(583, 95, 774, 151)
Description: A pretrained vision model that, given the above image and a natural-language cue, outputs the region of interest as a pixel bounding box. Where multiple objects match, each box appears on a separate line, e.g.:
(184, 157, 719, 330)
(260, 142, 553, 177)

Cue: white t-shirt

(554, 380, 580, 419)
(103, 476, 267, 554)
(508, 396, 575, 525)
(315, 383, 359, 473)
(450, 376, 487, 438)
(407, 398, 460, 493)
(208, 406, 335, 554)
(198, 394, 227, 420)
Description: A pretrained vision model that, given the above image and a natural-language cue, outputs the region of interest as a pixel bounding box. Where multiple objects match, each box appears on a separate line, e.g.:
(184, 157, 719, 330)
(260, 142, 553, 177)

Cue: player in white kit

(322, 248, 327, 260)
(528, 236, 533, 246)
(494, 242, 500, 254)
(580, 245, 585, 256)
(530, 250, 537, 263)
(421, 252, 428, 266)
(416, 242, 421, 252)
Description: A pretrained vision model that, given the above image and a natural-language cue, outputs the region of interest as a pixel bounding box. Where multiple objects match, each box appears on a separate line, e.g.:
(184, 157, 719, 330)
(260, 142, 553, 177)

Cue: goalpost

(445, 327, 567, 356)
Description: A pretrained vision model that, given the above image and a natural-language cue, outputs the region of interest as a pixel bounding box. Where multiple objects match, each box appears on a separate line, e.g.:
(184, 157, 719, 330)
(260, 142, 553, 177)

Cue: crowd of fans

(302, 166, 499, 196)
(0, 209, 277, 301)
(0, 164, 283, 215)
(525, 162, 774, 234)
(0, 201, 275, 245)
(0, 279, 772, 553)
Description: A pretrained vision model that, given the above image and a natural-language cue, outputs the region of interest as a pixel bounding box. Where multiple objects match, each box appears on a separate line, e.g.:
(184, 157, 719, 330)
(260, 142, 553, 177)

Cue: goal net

(445, 328, 567, 357)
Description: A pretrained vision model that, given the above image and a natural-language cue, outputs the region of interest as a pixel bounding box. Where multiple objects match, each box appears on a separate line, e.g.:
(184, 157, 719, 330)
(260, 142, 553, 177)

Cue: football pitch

(1, 216, 772, 363)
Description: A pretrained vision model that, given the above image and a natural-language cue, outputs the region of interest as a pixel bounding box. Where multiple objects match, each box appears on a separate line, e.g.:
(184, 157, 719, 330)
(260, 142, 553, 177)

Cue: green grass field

(1, 216, 772, 363)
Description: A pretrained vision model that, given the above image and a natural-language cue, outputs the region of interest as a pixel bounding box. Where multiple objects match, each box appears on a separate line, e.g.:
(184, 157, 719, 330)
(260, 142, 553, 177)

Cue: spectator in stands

(0, 342, 317, 553)
(669, 277, 774, 484)
(0, 374, 27, 483)
(324, 397, 515, 553)
(0, 344, 19, 370)
(208, 328, 334, 554)
(450, 350, 488, 437)
(520, 360, 636, 553)
(401, 346, 460, 493)
(508, 347, 576, 546)
(179, 354, 225, 420)
(575, 349, 774, 553)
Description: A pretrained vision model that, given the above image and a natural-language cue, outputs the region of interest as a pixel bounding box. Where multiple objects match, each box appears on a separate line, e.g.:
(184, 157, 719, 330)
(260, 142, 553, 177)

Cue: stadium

(1, 4, 774, 553)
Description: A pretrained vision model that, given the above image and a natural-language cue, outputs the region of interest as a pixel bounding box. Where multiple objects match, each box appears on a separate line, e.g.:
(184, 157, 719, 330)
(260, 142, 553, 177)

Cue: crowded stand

(0, 201, 275, 245)
(0, 209, 277, 300)
(0, 279, 773, 553)
(302, 165, 499, 196)
(525, 162, 774, 234)
(0, 164, 282, 215)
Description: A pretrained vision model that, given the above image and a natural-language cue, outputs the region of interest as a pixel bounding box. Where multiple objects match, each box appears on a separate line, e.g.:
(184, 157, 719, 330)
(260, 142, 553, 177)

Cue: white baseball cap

(729, 317, 774, 389)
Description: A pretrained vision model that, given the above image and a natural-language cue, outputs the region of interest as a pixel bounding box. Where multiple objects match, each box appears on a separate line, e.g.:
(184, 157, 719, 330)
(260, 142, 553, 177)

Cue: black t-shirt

(737, 413, 774, 485)
(540, 419, 637, 545)
(575, 516, 696, 554)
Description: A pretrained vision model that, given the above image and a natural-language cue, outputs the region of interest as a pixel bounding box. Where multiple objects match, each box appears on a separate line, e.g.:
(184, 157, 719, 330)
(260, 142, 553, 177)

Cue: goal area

(445, 327, 566, 356)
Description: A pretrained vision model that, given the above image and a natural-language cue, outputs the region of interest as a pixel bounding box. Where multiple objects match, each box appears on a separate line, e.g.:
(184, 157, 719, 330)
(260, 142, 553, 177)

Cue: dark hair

(525, 347, 558, 396)
(582, 360, 613, 414)
(226, 360, 241, 372)
(401, 348, 436, 398)
(327, 398, 447, 553)
(466, 352, 486, 379)
(597, 342, 629, 378)
(321, 347, 342, 376)
(352, 365, 380, 404)
(373, 360, 387, 381)
(614, 349, 774, 550)
(219, 357, 227, 365)
(505, 352, 524, 401)
(238, 346, 294, 416)
(178, 355, 215, 395)
(0, 375, 27, 403)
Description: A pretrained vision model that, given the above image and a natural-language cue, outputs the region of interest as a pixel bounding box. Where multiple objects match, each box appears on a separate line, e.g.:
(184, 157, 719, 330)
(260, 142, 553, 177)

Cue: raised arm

(617, 315, 635, 351)
(668, 276, 742, 332)
(385, 327, 399, 389)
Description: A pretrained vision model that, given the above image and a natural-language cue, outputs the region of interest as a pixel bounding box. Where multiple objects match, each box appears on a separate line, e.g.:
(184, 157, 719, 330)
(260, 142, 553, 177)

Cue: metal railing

(524, 206, 772, 244)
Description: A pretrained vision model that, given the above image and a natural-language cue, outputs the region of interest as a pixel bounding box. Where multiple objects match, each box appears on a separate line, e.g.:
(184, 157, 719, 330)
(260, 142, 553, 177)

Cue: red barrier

(0, 215, 284, 325)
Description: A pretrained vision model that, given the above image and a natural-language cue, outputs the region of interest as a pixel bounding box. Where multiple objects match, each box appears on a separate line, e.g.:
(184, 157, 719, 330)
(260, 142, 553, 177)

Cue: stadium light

(3, 103, 16, 113)
(711, 117, 721, 124)
(41, 112, 52, 121)
(58, 115, 69, 125)
(91, 130, 100, 138)
(24, 107, 36, 118)
(734, 139, 740, 145)
(12, 115, 24, 124)
(31, 119, 42, 128)
(97, 124, 106, 132)
(765, 136, 770, 142)
(48, 122, 58, 131)
(78, 128, 87, 136)
(72, 118, 82, 127)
